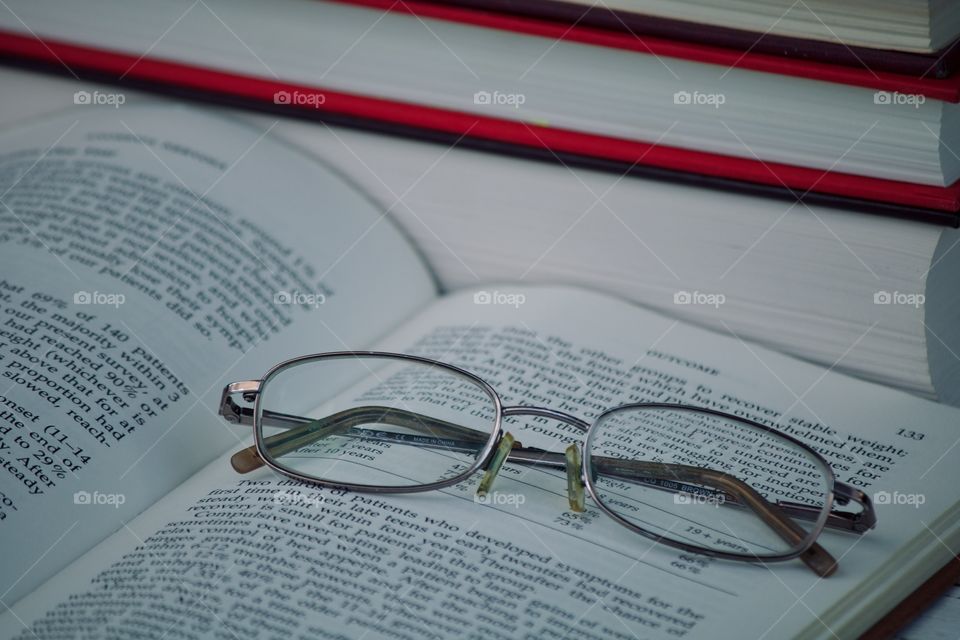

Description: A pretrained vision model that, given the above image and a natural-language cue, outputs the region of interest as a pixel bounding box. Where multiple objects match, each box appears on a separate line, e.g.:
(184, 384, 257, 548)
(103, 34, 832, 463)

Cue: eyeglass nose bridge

(480, 405, 591, 511)
(500, 405, 591, 431)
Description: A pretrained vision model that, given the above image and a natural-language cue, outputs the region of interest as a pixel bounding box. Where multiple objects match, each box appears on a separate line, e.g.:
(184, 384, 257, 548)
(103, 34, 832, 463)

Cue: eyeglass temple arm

(220, 383, 492, 473)
(228, 402, 836, 576)
(507, 450, 841, 577)
(505, 448, 874, 535)
(614, 459, 839, 576)
(220, 387, 873, 572)
(221, 382, 489, 438)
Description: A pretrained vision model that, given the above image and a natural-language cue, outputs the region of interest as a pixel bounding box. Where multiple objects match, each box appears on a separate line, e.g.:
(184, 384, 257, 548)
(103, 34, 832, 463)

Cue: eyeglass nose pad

(563, 443, 587, 513)
(565, 443, 586, 513)
(475, 431, 516, 498)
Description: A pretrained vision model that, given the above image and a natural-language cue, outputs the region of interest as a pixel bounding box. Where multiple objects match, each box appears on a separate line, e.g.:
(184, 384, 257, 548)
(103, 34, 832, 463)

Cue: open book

(1, 105, 959, 639)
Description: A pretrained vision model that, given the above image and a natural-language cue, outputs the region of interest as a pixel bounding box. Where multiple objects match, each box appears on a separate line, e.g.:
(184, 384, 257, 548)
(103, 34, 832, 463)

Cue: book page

(0, 104, 435, 605)
(4, 286, 958, 639)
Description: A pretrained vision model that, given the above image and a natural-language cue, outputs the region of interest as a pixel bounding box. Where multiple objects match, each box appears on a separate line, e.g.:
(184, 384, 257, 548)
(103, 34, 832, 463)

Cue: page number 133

(897, 428, 926, 441)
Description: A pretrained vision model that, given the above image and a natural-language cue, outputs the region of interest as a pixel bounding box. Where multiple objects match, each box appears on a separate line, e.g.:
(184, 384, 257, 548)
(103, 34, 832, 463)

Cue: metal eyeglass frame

(219, 351, 876, 577)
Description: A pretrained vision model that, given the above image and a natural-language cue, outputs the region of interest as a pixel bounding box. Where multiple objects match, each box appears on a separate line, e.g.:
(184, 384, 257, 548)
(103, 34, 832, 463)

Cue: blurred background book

(2, 0, 960, 220)
(1, 66, 957, 407)
(432, 0, 960, 71)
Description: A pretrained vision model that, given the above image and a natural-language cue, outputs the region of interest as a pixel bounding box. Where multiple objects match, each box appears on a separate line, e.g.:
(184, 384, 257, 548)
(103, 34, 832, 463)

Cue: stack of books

(4, 0, 956, 403)
(2, 0, 960, 220)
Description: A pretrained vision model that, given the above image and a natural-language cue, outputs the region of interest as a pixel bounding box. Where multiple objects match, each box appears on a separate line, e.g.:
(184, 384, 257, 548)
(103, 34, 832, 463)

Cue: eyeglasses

(219, 351, 876, 576)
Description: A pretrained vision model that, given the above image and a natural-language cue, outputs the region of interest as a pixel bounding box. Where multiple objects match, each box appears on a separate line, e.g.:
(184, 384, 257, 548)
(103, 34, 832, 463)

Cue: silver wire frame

(219, 350, 877, 570)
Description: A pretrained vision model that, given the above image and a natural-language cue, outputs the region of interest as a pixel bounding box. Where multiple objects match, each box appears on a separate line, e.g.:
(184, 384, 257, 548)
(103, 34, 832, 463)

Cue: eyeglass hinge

(219, 381, 261, 426)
